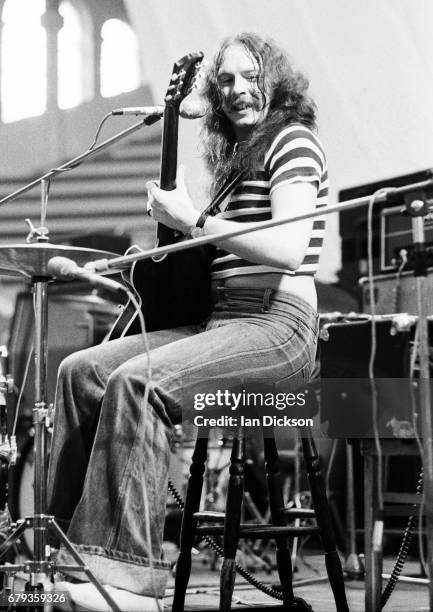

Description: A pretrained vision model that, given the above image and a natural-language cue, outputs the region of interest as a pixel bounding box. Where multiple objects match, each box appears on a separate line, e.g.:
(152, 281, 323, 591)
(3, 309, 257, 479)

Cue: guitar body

(128, 245, 213, 333)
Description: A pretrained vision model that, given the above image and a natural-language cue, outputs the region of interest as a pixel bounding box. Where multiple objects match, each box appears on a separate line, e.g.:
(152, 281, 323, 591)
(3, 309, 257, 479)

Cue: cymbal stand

(0, 236, 121, 611)
(406, 193, 433, 610)
(0, 188, 125, 610)
(0, 346, 16, 509)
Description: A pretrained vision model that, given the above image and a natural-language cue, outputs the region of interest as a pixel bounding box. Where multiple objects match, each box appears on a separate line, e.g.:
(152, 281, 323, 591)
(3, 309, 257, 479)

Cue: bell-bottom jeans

(47, 288, 318, 597)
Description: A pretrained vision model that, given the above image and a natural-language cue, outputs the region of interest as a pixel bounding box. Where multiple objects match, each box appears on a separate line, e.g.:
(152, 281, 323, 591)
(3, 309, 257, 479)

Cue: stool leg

(301, 429, 349, 612)
(172, 436, 209, 612)
(263, 435, 296, 607)
(219, 434, 245, 612)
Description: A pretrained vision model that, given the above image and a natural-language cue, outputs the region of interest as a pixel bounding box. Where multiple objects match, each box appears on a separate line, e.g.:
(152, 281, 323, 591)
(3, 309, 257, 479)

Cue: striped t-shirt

(210, 124, 328, 279)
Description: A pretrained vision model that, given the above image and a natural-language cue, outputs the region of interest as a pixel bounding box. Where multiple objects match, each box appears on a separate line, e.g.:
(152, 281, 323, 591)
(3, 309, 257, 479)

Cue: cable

(325, 438, 338, 498)
(408, 313, 428, 578)
(409, 323, 424, 458)
(48, 112, 116, 174)
(127, 287, 151, 395)
(418, 492, 428, 578)
(168, 479, 288, 601)
(365, 189, 427, 609)
(11, 345, 33, 438)
(88, 113, 114, 151)
(367, 188, 391, 514)
(119, 247, 145, 338)
(391, 249, 408, 313)
(376, 252, 426, 605)
(140, 384, 163, 612)
(380, 471, 423, 608)
(102, 246, 145, 343)
(122, 287, 162, 609)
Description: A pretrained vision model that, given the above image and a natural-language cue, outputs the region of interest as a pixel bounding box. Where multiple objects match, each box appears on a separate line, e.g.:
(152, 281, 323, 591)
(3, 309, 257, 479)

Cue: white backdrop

(125, 0, 433, 280)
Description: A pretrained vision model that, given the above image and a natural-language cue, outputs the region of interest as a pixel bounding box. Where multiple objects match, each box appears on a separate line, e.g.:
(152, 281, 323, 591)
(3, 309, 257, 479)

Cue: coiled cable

(380, 470, 423, 608)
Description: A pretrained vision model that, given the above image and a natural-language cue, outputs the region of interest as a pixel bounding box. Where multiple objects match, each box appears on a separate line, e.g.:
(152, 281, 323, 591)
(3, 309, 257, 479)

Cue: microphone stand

(0, 112, 162, 209)
(0, 111, 163, 611)
(86, 178, 433, 275)
(405, 193, 433, 610)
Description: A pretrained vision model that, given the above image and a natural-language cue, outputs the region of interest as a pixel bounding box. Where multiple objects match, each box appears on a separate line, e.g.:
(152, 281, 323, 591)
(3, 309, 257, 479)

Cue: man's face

(217, 44, 270, 140)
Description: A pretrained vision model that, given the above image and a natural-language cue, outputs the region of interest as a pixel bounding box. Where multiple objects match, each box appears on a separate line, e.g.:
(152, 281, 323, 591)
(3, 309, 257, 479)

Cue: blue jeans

(47, 288, 318, 597)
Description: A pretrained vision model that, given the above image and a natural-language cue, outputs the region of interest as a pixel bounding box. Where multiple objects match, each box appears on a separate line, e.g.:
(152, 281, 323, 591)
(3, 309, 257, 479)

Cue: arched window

(58, 1, 86, 109)
(100, 18, 141, 98)
(1, 0, 47, 123)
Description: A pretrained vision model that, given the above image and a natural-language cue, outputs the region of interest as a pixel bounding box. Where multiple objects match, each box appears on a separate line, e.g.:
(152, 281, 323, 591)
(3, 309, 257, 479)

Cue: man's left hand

(146, 165, 200, 234)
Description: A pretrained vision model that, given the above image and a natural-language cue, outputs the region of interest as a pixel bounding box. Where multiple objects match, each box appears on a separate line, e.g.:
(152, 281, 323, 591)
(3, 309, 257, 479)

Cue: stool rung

(173, 430, 349, 612)
(195, 509, 316, 523)
(383, 505, 421, 517)
(193, 511, 225, 523)
(195, 525, 321, 538)
(281, 508, 316, 518)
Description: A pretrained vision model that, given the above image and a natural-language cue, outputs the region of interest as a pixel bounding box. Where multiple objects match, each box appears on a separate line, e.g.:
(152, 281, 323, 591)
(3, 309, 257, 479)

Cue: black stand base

(0, 515, 121, 612)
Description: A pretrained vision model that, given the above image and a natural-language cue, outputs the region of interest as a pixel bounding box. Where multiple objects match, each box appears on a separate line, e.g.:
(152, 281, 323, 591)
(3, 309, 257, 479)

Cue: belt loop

(216, 285, 226, 301)
(262, 288, 272, 313)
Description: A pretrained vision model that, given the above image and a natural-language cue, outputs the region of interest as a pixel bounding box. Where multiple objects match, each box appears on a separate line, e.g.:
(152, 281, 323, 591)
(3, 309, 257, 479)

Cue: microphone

(47, 256, 128, 295)
(179, 97, 208, 119)
(111, 105, 165, 116)
(111, 96, 208, 119)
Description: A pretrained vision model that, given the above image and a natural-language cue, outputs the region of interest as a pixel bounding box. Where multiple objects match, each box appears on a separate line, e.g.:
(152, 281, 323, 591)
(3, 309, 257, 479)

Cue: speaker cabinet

(359, 270, 433, 315)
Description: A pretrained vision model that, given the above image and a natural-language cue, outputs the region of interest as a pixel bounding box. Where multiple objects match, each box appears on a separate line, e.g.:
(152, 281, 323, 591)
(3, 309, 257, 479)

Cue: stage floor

(162, 553, 429, 611)
(8, 549, 430, 611)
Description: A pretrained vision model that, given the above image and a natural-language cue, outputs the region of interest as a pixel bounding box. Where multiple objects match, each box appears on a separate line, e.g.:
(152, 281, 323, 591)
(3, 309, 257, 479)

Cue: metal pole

(32, 279, 49, 580)
(411, 211, 433, 609)
(86, 179, 433, 274)
(0, 114, 162, 208)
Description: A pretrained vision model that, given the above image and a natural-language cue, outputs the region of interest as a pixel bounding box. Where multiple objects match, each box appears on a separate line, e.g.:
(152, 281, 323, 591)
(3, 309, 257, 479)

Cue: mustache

(226, 91, 263, 109)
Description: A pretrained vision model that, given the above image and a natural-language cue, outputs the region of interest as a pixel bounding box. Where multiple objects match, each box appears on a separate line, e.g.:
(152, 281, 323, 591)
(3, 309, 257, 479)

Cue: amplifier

(339, 168, 433, 295)
(319, 316, 415, 438)
(380, 204, 433, 271)
(359, 270, 433, 315)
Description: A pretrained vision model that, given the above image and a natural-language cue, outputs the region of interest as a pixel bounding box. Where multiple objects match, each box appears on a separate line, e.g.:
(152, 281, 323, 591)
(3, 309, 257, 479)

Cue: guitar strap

(200, 171, 245, 218)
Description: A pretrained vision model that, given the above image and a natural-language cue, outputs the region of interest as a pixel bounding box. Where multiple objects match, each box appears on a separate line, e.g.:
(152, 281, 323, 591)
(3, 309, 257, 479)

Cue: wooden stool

(172, 426, 349, 611)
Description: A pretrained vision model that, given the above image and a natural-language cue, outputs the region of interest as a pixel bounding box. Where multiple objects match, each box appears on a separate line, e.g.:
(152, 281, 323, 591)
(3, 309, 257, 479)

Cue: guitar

(127, 52, 213, 332)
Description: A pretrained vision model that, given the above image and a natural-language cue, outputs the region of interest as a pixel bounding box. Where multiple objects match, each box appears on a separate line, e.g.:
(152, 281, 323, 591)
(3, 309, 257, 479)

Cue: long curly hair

(201, 32, 317, 195)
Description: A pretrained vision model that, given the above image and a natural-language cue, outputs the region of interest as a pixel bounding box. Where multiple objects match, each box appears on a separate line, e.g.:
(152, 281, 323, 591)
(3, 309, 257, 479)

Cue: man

(48, 32, 328, 611)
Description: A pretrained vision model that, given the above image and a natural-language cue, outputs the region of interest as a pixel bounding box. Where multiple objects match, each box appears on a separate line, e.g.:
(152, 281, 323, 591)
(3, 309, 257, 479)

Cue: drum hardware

(0, 347, 16, 468)
(0, 347, 16, 524)
(24, 218, 49, 245)
(0, 243, 122, 612)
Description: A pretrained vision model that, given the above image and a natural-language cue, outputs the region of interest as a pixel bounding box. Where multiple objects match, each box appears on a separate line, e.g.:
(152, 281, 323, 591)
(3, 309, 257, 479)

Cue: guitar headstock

(164, 52, 204, 108)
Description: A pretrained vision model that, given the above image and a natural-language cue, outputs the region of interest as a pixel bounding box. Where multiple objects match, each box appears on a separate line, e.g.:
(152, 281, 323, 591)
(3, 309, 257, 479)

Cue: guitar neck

(157, 105, 179, 247)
